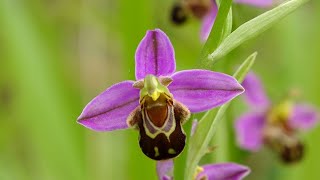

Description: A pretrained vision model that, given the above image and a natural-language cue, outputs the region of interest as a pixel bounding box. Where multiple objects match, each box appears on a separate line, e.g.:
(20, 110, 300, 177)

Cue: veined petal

(235, 111, 266, 151)
(77, 81, 139, 131)
(197, 163, 250, 180)
(169, 70, 244, 113)
(156, 160, 173, 180)
(200, 1, 218, 41)
(135, 29, 176, 80)
(234, 0, 273, 7)
(289, 103, 319, 130)
(242, 72, 270, 109)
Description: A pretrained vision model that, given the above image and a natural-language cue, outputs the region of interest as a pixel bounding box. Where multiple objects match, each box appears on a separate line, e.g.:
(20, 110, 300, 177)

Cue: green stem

(199, 0, 233, 66)
(174, 116, 193, 180)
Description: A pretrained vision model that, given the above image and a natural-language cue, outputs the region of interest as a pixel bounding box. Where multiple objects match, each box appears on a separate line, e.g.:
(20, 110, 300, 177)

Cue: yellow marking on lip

(154, 147, 160, 157)
(193, 166, 205, 180)
(168, 148, 176, 154)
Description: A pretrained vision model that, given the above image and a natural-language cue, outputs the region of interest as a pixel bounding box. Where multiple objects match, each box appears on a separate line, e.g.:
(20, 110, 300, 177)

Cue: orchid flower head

(77, 29, 244, 160)
(235, 72, 319, 163)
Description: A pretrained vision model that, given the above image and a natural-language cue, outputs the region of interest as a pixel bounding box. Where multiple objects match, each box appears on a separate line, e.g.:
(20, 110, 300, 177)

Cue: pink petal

(77, 81, 139, 131)
(200, 1, 218, 41)
(235, 111, 266, 151)
(135, 29, 176, 80)
(169, 69, 244, 113)
(289, 103, 319, 130)
(198, 163, 250, 180)
(242, 72, 270, 109)
(156, 160, 173, 180)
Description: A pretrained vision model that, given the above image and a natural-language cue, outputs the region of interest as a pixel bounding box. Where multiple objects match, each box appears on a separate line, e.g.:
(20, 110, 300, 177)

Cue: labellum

(128, 75, 190, 160)
(263, 124, 304, 163)
(264, 103, 304, 163)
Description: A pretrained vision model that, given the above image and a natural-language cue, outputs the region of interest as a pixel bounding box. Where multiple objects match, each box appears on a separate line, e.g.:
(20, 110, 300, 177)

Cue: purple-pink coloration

(198, 163, 250, 180)
(200, 0, 218, 41)
(241, 72, 269, 109)
(235, 112, 265, 151)
(234, 0, 273, 7)
(169, 69, 244, 113)
(235, 72, 319, 151)
(77, 81, 139, 131)
(200, 0, 273, 41)
(77, 29, 244, 132)
(135, 29, 176, 80)
(156, 160, 250, 180)
(157, 160, 173, 180)
(289, 104, 319, 130)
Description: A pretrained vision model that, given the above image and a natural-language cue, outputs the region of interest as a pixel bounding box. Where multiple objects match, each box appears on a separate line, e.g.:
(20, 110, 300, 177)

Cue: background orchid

(1, 0, 319, 180)
(235, 72, 319, 162)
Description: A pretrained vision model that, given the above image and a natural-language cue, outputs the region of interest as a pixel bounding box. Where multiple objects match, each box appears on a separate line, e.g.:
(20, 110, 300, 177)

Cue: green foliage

(185, 52, 257, 180)
(208, 0, 310, 63)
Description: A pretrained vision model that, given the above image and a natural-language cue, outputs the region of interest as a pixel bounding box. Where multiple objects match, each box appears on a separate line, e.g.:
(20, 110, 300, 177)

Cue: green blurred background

(0, 0, 319, 179)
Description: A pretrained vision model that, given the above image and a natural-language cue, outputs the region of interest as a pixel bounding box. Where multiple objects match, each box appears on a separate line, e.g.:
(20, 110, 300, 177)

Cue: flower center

(138, 74, 172, 101)
(132, 74, 191, 160)
(266, 100, 293, 126)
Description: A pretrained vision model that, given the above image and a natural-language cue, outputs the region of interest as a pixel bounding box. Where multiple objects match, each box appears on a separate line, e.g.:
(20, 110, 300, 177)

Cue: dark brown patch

(138, 109, 186, 160)
(263, 125, 304, 163)
(280, 140, 304, 163)
(137, 95, 190, 160)
(189, 3, 210, 19)
(171, 3, 188, 25)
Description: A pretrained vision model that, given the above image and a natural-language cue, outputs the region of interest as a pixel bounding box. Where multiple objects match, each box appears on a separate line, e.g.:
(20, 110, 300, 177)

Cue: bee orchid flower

(77, 29, 244, 160)
(157, 159, 250, 180)
(235, 72, 319, 163)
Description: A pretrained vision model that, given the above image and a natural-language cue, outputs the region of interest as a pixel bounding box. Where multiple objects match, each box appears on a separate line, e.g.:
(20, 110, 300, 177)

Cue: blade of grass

(208, 0, 309, 63)
(199, 0, 233, 66)
(174, 116, 193, 180)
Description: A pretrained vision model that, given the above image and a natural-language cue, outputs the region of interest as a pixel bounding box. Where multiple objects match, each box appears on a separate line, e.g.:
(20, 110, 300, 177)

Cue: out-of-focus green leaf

(185, 52, 257, 180)
(208, 0, 309, 63)
(0, 1, 85, 179)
